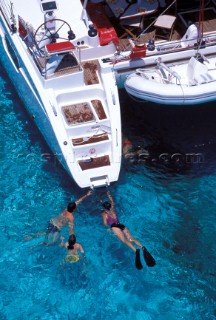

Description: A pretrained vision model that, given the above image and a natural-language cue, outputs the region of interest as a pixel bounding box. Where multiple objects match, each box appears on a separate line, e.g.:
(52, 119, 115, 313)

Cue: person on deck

(101, 191, 155, 269)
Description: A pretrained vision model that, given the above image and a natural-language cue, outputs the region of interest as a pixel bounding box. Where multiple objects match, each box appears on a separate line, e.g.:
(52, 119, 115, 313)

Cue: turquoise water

(0, 61, 216, 320)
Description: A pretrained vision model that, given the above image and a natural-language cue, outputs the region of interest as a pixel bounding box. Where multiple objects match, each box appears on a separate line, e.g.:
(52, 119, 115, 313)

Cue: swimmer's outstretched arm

(75, 190, 92, 205)
(107, 190, 114, 207)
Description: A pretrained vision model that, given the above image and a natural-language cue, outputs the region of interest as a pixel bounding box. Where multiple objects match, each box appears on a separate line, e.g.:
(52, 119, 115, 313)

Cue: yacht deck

(111, 0, 216, 51)
(62, 98, 107, 125)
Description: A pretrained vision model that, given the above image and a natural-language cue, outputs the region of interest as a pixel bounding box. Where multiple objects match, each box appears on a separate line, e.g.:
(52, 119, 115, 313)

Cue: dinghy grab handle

(155, 58, 181, 81)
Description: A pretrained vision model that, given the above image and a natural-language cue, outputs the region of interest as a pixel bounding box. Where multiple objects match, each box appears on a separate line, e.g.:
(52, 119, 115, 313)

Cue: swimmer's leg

(25, 231, 47, 241)
(123, 228, 143, 248)
(112, 227, 143, 270)
(46, 231, 60, 245)
(112, 227, 136, 252)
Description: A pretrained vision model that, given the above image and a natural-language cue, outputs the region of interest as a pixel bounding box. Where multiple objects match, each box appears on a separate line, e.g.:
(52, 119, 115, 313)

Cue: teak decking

(62, 99, 107, 125)
(79, 155, 110, 171)
(62, 103, 94, 124)
(81, 60, 99, 85)
(91, 100, 107, 120)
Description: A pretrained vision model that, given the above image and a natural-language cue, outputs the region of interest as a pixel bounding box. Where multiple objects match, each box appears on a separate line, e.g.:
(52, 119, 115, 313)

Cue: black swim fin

(135, 249, 143, 270)
(142, 246, 156, 267)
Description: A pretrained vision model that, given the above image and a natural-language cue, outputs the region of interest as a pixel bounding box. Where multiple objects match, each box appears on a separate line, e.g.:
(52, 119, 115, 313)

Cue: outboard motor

(181, 24, 199, 47)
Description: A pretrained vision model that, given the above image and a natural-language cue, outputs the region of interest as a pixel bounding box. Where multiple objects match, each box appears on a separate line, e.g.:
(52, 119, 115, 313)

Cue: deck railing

(0, 0, 17, 32)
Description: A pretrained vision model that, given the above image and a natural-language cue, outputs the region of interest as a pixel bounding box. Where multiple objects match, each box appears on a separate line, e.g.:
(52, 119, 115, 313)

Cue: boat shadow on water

(123, 138, 193, 175)
(120, 90, 216, 176)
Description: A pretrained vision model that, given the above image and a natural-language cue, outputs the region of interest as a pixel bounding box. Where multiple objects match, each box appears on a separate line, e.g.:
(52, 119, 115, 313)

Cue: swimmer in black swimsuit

(102, 192, 143, 250)
(102, 191, 156, 269)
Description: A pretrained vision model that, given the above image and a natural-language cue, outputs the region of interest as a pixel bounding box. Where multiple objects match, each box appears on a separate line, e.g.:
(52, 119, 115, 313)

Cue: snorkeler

(46, 190, 92, 244)
(27, 190, 92, 245)
(122, 135, 149, 163)
(102, 191, 155, 269)
(60, 234, 84, 263)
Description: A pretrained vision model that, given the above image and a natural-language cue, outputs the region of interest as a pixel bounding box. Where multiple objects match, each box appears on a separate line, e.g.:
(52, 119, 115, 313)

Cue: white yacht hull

(0, 0, 122, 188)
(0, 23, 65, 155)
